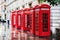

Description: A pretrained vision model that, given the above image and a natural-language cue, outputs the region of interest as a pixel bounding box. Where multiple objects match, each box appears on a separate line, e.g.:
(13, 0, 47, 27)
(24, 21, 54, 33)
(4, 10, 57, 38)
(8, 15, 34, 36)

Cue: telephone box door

(11, 11, 17, 28)
(16, 10, 22, 29)
(34, 5, 41, 36)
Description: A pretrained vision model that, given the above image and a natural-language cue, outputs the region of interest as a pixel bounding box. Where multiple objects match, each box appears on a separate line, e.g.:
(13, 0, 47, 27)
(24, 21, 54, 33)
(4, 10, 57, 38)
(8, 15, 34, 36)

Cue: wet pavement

(11, 30, 56, 40)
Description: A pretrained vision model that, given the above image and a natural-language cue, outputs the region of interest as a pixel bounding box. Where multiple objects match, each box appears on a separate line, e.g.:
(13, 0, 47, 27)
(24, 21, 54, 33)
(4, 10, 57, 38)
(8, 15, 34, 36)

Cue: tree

(38, 0, 46, 3)
(47, 0, 60, 6)
(38, 0, 60, 6)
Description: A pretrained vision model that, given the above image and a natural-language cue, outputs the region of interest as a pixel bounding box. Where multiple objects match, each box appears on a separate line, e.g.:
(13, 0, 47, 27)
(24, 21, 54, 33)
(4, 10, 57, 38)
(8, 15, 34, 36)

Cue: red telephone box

(28, 7, 35, 35)
(39, 4, 50, 36)
(35, 4, 50, 36)
(22, 8, 35, 34)
(16, 10, 22, 29)
(22, 8, 31, 31)
(11, 11, 18, 40)
(11, 11, 17, 28)
(34, 5, 41, 36)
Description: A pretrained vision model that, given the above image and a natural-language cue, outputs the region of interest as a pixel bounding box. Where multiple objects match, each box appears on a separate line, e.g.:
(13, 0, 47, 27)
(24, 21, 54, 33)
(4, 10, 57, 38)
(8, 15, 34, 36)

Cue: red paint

(21, 8, 31, 31)
(21, 7, 35, 35)
(11, 4, 51, 37)
(34, 5, 41, 36)
(11, 11, 18, 40)
(16, 10, 22, 29)
(11, 11, 17, 28)
(34, 4, 51, 36)
(29, 7, 35, 35)
(39, 4, 50, 36)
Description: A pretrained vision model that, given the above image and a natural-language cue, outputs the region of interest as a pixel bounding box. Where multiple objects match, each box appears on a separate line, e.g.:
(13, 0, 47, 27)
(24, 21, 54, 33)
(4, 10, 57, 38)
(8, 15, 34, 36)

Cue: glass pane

(35, 13, 39, 31)
(42, 13, 48, 32)
(25, 14, 32, 29)
(18, 15, 21, 26)
(14, 16, 16, 25)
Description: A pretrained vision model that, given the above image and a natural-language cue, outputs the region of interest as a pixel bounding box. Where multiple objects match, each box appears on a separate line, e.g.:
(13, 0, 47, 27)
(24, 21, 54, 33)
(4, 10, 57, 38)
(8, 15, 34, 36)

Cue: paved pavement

(0, 22, 56, 40)
(11, 30, 56, 40)
(0, 30, 56, 40)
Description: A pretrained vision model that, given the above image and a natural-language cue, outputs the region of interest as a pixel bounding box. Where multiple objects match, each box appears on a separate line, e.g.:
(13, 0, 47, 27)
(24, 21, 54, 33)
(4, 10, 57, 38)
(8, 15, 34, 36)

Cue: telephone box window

(25, 14, 32, 29)
(42, 13, 48, 32)
(35, 14, 39, 31)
